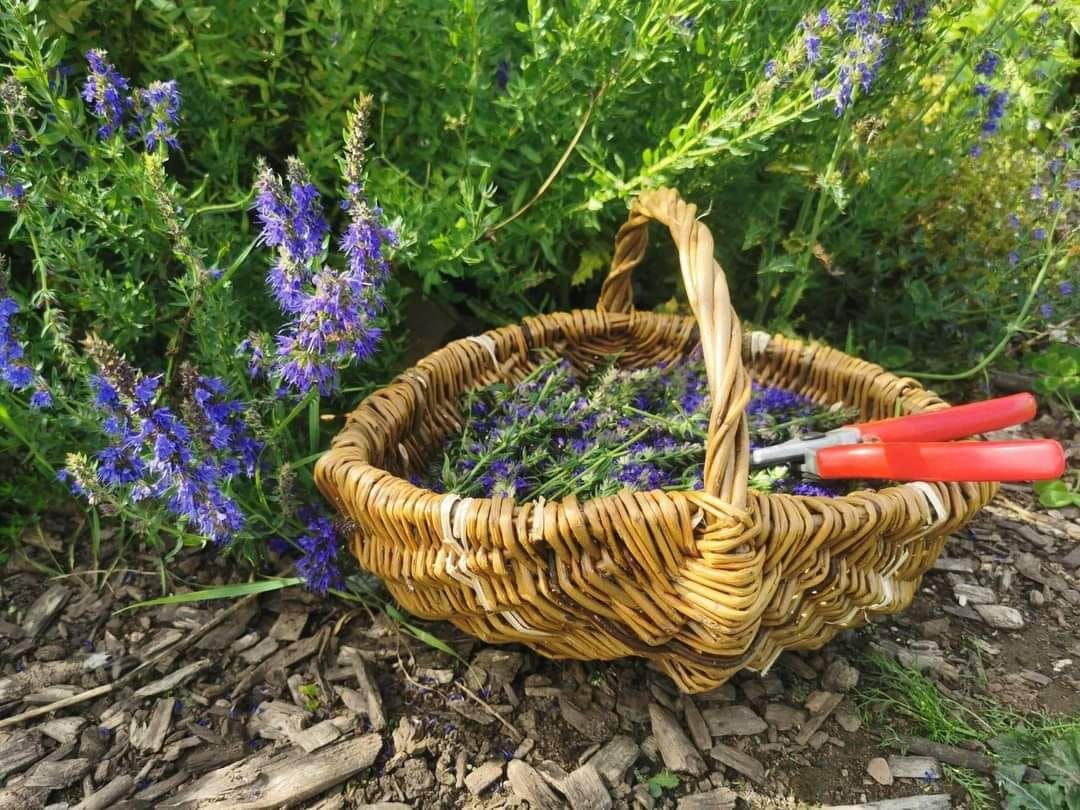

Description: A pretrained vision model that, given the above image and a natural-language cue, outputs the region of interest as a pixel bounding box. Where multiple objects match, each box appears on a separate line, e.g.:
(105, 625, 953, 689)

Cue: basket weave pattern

(315, 188, 996, 692)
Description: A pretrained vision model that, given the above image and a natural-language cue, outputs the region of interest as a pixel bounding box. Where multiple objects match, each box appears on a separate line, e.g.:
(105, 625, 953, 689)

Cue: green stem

(308, 395, 320, 454)
(187, 190, 255, 222)
(290, 450, 325, 469)
(0, 401, 55, 477)
(211, 236, 260, 290)
(775, 116, 850, 322)
(271, 389, 320, 439)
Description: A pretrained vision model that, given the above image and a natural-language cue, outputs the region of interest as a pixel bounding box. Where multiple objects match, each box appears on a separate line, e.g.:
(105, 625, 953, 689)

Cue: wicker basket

(315, 187, 997, 693)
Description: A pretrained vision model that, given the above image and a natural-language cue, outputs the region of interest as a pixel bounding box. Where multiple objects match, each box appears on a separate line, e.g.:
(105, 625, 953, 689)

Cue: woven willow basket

(315, 187, 997, 693)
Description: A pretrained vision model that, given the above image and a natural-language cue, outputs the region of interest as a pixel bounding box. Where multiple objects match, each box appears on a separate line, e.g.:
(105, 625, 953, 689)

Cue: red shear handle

(856, 393, 1037, 443)
(815, 439, 1065, 482)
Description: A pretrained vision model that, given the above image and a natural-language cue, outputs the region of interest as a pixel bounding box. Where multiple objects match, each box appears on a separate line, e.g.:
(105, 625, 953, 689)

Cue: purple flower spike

(792, 481, 835, 497)
(974, 50, 999, 78)
(133, 80, 181, 152)
(254, 158, 329, 315)
(64, 337, 254, 545)
(256, 97, 395, 396)
(82, 50, 132, 139)
(295, 512, 344, 594)
(188, 373, 263, 476)
(29, 386, 53, 410)
(0, 292, 34, 394)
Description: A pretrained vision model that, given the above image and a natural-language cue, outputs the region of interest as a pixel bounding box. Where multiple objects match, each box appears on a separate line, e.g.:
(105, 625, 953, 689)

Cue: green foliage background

(0, 0, 1078, 552)
(23, 0, 1080, 342)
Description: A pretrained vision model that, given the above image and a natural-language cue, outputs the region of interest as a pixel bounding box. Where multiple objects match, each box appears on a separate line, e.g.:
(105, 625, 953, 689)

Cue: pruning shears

(750, 393, 1065, 482)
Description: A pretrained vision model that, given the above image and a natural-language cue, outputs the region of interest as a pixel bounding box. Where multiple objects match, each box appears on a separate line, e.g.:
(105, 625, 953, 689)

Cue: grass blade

(116, 576, 302, 612)
(384, 603, 462, 662)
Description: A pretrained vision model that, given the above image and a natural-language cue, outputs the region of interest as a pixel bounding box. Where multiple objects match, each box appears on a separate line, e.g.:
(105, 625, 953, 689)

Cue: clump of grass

(859, 650, 1009, 744)
(858, 651, 1080, 809)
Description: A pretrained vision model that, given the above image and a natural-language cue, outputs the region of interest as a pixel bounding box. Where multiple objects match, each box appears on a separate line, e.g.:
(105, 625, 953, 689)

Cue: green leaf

(760, 255, 797, 277)
(1041, 731, 1080, 790)
(877, 345, 914, 368)
(519, 144, 543, 164)
(116, 577, 302, 612)
(1033, 480, 1080, 509)
(51, 13, 75, 34)
(571, 249, 608, 286)
(647, 770, 679, 798)
(384, 603, 462, 661)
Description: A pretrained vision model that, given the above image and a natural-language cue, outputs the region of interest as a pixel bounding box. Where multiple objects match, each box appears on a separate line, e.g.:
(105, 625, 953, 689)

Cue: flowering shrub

(0, 0, 1075, 586)
(0, 6, 400, 589)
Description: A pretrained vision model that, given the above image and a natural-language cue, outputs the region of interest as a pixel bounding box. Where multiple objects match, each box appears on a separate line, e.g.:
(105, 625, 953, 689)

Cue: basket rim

(317, 306, 972, 518)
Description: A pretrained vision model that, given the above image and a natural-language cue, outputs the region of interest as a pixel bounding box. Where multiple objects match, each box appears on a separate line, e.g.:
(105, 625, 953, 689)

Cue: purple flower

(1059, 281, 1074, 297)
(29, 386, 53, 409)
(132, 80, 181, 152)
(237, 334, 270, 379)
(1039, 303, 1053, 319)
(835, 65, 854, 116)
(792, 481, 835, 497)
(66, 337, 249, 545)
(0, 150, 26, 202)
(82, 50, 131, 139)
(96, 444, 146, 486)
(974, 50, 999, 78)
(747, 383, 812, 417)
(495, 58, 511, 91)
(260, 100, 395, 396)
(981, 90, 1007, 135)
(0, 294, 34, 394)
(798, 0, 927, 117)
(764, 60, 777, 78)
(295, 513, 344, 595)
(187, 373, 262, 475)
(0, 152, 24, 202)
(1031, 227, 1047, 242)
(1007, 251, 1019, 267)
(254, 158, 328, 313)
(3, 362, 32, 389)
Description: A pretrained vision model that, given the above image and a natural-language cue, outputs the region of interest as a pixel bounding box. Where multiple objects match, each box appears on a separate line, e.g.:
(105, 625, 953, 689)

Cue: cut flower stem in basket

(417, 350, 864, 502)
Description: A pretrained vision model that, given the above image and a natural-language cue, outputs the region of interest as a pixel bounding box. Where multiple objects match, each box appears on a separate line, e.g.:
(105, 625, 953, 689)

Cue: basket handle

(597, 188, 751, 507)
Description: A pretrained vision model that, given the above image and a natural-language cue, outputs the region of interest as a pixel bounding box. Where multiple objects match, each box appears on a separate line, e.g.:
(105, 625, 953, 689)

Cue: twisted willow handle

(597, 188, 751, 507)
